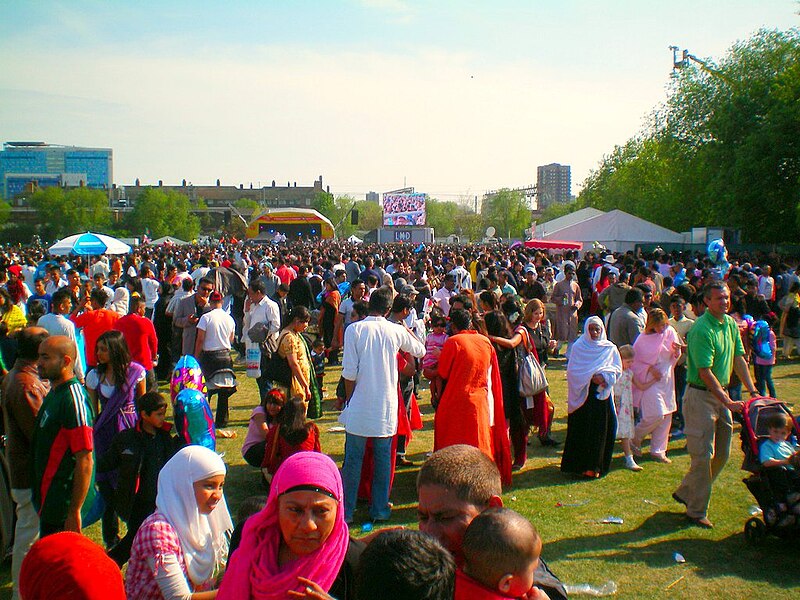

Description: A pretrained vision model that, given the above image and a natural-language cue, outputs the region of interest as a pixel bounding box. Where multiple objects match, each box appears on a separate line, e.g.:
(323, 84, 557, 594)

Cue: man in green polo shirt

(31, 335, 96, 536)
(672, 282, 757, 528)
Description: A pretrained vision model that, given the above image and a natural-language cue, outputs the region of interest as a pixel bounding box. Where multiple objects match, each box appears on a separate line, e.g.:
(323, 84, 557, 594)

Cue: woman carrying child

(630, 309, 682, 464)
(241, 389, 286, 468)
(421, 311, 448, 409)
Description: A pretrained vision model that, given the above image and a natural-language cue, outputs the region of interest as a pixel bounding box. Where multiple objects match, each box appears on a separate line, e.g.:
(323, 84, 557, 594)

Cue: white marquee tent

(534, 208, 685, 253)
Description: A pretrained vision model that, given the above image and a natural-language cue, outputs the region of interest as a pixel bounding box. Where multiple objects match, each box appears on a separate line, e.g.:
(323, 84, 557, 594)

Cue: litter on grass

(327, 426, 346, 433)
(585, 516, 624, 524)
(749, 505, 763, 516)
(674, 552, 686, 564)
(564, 581, 618, 596)
(665, 576, 685, 590)
(642, 499, 659, 506)
(360, 523, 373, 533)
(556, 499, 590, 508)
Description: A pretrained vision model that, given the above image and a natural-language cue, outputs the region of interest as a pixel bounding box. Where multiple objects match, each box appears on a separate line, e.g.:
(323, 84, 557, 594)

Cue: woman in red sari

(434, 308, 512, 486)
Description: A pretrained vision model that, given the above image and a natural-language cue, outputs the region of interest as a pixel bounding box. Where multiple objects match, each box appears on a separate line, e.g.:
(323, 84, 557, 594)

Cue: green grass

(3, 358, 800, 599)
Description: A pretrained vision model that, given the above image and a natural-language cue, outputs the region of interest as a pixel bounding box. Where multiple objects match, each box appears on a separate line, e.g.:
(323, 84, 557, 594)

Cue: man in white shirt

(44, 266, 67, 296)
(37, 288, 85, 383)
(448, 256, 472, 293)
(195, 292, 236, 428)
(242, 279, 281, 399)
(140, 267, 160, 319)
(340, 287, 425, 523)
(432, 274, 457, 316)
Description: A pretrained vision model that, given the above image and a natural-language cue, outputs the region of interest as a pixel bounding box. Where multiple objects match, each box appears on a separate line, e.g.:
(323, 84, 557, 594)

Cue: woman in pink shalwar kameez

(631, 309, 683, 463)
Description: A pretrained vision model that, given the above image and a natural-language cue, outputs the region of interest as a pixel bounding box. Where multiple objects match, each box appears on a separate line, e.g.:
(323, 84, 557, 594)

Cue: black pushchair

(740, 396, 800, 545)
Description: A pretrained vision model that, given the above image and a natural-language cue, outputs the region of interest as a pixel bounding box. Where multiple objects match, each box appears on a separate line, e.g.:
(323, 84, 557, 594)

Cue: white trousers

(11, 488, 39, 600)
(633, 413, 672, 457)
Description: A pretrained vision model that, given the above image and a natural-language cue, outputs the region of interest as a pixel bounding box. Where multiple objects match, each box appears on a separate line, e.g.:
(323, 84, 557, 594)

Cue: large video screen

(383, 193, 427, 226)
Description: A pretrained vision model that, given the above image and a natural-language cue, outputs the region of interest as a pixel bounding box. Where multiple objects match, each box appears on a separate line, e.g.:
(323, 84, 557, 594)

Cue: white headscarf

(111, 287, 129, 315)
(156, 446, 233, 586)
(566, 316, 622, 414)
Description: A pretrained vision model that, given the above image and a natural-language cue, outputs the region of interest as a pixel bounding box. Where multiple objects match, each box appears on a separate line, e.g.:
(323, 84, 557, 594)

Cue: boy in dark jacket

(98, 391, 182, 566)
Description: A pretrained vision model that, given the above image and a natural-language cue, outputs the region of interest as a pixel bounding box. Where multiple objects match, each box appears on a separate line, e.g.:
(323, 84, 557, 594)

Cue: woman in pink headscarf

(219, 452, 361, 600)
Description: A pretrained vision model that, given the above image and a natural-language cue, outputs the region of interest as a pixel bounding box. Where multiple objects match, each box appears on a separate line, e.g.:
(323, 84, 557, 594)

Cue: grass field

(2, 355, 800, 599)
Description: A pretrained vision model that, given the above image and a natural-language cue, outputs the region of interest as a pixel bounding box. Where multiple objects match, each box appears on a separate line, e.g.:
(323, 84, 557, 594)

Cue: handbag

(516, 327, 548, 397)
(262, 332, 293, 386)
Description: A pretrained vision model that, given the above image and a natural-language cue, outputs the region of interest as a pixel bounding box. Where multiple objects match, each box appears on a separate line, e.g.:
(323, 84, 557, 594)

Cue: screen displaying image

(383, 193, 427, 226)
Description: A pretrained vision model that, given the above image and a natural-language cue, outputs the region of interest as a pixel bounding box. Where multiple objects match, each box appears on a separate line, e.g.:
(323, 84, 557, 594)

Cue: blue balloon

(173, 388, 216, 451)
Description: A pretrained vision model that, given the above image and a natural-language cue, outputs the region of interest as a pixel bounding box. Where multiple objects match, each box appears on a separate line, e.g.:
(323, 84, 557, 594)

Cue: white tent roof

(347, 234, 363, 243)
(535, 207, 604, 238)
(537, 209, 685, 253)
(150, 235, 190, 246)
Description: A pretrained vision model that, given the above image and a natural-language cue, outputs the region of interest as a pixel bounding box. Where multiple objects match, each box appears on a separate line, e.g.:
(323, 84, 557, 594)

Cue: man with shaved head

(1, 327, 50, 598)
(417, 445, 567, 600)
(31, 335, 96, 537)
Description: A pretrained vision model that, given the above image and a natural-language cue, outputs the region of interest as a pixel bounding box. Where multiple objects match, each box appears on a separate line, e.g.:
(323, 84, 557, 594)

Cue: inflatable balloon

(752, 320, 774, 362)
(173, 388, 216, 451)
(707, 238, 731, 281)
(170, 355, 207, 403)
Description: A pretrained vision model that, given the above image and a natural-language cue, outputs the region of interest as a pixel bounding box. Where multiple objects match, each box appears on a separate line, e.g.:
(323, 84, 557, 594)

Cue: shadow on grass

(544, 510, 800, 586)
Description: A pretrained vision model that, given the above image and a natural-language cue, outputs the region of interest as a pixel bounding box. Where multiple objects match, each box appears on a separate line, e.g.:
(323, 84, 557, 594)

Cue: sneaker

(625, 456, 643, 472)
(670, 429, 686, 440)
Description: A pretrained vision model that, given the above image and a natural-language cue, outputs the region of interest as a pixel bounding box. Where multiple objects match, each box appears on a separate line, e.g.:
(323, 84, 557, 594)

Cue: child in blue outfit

(760, 412, 800, 526)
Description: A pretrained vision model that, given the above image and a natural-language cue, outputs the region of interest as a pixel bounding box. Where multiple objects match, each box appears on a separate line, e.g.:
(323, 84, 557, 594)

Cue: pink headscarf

(218, 452, 349, 599)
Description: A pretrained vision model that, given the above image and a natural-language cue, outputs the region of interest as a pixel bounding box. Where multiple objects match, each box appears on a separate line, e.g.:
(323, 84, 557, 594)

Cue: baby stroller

(740, 396, 800, 545)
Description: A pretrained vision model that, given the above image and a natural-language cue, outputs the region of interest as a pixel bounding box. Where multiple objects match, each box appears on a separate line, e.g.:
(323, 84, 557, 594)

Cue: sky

(0, 1, 797, 204)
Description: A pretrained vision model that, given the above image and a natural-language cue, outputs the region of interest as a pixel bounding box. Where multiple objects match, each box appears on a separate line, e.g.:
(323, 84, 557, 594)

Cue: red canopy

(524, 239, 583, 251)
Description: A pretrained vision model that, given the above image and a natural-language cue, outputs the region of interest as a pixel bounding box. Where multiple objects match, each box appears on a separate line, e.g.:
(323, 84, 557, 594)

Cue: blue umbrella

(48, 232, 132, 256)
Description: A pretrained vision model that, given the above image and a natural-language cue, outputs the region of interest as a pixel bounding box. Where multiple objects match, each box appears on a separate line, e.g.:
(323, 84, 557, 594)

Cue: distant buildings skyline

(537, 163, 572, 209)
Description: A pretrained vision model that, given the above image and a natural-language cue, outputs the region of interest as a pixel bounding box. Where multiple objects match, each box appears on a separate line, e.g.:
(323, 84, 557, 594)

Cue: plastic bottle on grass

(564, 581, 618, 596)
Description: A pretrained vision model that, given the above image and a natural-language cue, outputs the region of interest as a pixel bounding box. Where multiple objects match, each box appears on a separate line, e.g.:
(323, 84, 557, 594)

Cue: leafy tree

(579, 28, 800, 242)
(127, 188, 201, 240)
(481, 188, 530, 240)
(0, 200, 9, 228)
(354, 200, 382, 231)
(538, 199, 581, 225)
(235, 198, 259, 212)
(29, 186, 111, 240)
(313, 190, 335, 218)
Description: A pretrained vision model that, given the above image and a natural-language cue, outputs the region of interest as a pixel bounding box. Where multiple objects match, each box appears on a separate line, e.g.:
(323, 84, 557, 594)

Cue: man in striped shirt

(31, 336, 96, 536)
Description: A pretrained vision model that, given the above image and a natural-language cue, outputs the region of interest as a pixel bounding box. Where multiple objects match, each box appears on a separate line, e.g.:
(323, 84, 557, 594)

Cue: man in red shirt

(113, 295, 158, 390)
(70, 288, 119, 370)
(276, 259, 297, 286)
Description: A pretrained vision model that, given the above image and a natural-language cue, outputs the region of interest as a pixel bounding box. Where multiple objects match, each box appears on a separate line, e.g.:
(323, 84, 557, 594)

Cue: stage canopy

(246, 208, 334, 240)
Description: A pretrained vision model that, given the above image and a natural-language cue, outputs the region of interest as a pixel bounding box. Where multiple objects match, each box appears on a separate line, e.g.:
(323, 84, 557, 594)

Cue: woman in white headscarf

(125, 446, 233, 599)
(111, 286, 129, 316)
(560, 316, 623, 478)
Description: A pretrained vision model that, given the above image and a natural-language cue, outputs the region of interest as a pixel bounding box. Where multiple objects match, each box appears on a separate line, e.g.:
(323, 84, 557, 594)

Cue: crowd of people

(0, 237, 798, 599)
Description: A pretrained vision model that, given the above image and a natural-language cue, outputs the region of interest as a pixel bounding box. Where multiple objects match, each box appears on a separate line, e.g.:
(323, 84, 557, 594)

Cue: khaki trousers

(673, 387, 732, 519)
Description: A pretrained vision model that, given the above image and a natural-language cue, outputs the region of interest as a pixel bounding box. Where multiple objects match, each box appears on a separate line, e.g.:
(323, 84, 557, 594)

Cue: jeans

(341, 433, 392, 522)
(754, 363, 776, 398)
(672, 365, 687, 430)
(11, 489, 39, 600)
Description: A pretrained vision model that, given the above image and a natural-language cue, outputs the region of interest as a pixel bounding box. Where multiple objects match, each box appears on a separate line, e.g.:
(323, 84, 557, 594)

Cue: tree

(29, 186, 111, 240)
(354, 200, 382, 231)
(578, 28, 800, 242)
(127, 188, 201, 240)
(0, 200, 9, 228)
(481, 188, 530, 240)
(313, 190, 335, 218)
(235, 198, 260, 212)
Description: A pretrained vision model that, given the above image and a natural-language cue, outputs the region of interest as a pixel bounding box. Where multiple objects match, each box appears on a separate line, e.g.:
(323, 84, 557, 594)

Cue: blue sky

(1, 1, 797, 203)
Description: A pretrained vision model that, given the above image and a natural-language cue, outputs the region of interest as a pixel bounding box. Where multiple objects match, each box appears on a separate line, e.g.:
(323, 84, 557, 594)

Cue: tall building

(366, 191, 380, 203)
(536, 163, 571, 209)
(0, 141, 113, 200)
